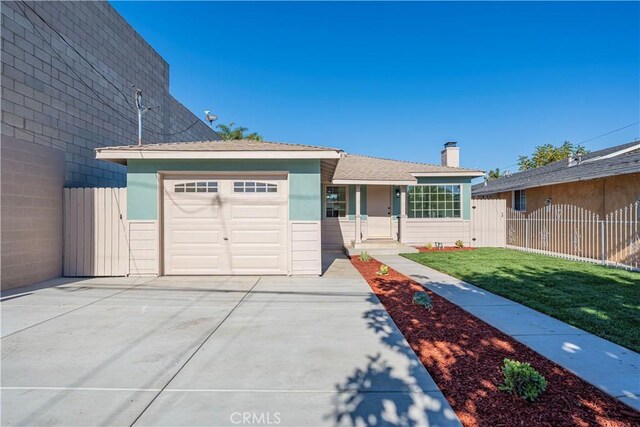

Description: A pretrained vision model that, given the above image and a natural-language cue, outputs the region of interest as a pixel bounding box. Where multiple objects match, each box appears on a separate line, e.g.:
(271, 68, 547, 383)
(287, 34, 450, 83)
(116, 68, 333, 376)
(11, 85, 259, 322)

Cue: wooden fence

(470, 199, 506, 247)
(506, 202, 640, 269)
(63, 188, 129, 276)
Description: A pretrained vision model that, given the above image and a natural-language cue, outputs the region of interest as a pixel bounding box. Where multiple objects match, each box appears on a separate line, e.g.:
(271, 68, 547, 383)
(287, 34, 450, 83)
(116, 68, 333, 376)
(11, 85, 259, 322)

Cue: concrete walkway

(1, 257, 460, 426)
(376, 254, 640, 411)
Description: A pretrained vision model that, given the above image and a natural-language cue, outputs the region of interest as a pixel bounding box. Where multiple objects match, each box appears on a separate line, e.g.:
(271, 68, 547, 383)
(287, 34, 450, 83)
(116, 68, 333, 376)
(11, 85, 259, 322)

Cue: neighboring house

(472, 141, 640, 217)
(1, 1, 218, 289)
(95, 140, 483, 276)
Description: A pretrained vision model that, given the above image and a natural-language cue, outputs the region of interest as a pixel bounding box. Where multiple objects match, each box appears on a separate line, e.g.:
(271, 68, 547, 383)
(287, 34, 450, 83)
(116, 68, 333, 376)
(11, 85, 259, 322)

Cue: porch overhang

(331, 179, 416, 186)
(411, 171, 485, 178)
(332, 170, 484, 185)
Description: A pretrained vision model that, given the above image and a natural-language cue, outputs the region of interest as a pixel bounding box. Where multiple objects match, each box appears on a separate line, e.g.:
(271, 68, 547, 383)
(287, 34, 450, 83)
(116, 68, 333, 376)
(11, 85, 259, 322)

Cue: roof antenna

(204, 111, 218, 128)
(133, 86, 159, 146)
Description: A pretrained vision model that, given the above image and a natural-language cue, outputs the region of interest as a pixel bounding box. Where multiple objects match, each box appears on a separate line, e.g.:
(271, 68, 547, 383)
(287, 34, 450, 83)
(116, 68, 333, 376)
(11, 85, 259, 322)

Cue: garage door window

(174, 181, 218, 193)
(234, 181, 278, 193)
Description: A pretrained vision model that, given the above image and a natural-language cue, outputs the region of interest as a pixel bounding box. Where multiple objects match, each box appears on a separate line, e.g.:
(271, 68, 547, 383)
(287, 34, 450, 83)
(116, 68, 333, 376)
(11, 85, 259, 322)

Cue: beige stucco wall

(1, 137, 65, 289)
(478, 173, 640, 217)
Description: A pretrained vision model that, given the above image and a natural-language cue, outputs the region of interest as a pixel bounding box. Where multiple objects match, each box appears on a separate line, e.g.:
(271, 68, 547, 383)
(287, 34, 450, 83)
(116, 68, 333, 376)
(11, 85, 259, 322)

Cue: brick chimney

(441, 141, 459, 168)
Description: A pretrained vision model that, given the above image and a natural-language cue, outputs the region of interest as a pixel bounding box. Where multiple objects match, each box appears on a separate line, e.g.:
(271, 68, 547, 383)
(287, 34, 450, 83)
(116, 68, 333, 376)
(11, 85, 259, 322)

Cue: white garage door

(163, 175, 288, 275)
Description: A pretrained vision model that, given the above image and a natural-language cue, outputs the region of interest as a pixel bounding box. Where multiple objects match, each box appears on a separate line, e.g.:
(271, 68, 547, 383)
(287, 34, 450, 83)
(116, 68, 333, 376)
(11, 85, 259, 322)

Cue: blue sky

(111, 1, 639, 174)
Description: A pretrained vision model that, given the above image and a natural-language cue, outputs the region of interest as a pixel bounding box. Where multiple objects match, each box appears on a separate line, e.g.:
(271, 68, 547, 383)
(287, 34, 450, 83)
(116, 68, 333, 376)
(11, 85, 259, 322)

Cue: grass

(401, 248, 640, 352)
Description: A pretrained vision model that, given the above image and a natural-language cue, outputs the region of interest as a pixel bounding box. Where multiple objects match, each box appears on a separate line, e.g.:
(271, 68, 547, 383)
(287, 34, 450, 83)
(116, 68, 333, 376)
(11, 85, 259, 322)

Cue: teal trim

(127, 159, 321, 221)
(413, 177, 473, 220)
(347, 184, 367, 220)
(415, 177, 473, 185)
(127, 168, 157, 221)
(462, 183, 471, 220)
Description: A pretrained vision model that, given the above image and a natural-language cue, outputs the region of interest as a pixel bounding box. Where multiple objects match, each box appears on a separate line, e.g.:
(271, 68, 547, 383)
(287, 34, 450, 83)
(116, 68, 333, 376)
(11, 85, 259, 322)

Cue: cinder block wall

(1, 1, 219, 288)
(1, 0, 218, 187)
(1, 137, 65, 289)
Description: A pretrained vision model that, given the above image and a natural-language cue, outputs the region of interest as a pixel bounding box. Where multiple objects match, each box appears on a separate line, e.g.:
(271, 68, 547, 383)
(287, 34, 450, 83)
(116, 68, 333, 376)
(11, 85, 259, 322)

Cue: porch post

(399, 185, 407, 243)
(355, 184, 362, 244)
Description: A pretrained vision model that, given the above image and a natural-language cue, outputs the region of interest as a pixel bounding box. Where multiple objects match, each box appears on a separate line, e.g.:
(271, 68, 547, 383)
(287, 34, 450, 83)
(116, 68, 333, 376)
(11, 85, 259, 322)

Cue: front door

(367, 186, 392, 238)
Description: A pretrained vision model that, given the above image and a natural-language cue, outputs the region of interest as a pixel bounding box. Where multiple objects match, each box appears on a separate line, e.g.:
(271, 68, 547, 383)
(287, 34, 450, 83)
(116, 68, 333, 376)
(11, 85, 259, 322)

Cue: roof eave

(411, 171, 484, 178)
(472, 167, 640, 195)
(95, 149, 342, 162)
(332, 179, 417, 185)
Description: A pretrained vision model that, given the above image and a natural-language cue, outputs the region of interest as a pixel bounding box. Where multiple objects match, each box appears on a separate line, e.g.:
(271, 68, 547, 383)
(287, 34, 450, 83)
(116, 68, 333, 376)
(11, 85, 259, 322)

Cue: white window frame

(324, 184, 348, 219)
(174, 181, 218, 193)
(233, 180, 278, 194)
(408, 184, 462, 219)
(513, 189, 527, 212)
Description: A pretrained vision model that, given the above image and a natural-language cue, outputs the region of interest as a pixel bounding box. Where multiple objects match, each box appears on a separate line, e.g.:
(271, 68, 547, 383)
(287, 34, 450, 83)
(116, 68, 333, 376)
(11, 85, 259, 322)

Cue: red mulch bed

(351, 256, 639, 427)
(417, 246, 477, 252)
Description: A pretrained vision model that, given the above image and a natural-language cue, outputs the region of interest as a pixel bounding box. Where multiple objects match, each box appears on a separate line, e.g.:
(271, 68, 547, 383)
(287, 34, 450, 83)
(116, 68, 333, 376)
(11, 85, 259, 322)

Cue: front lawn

(402, 248, 640, 352)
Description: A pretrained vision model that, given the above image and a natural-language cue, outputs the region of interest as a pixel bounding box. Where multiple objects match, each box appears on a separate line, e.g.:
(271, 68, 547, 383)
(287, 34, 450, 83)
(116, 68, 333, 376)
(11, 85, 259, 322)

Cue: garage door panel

(230, 229, 283, 245)
(169, 229, 222, 245)
(168, 255, 223, 274)
(231, 255, 284, 271)
(163, 176, 288, 275)
(230, 204, 283, 220)
(167, 205, 221, 221)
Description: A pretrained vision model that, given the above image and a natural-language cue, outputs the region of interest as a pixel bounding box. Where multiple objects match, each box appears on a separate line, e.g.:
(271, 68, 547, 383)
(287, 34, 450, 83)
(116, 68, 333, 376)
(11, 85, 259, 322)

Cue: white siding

(321, 219, 370, 249)
(402, 219, 471, 246)
(291, 221, 321, 275)
(129, 221, 158, 276)
(322, 219, 353, 249)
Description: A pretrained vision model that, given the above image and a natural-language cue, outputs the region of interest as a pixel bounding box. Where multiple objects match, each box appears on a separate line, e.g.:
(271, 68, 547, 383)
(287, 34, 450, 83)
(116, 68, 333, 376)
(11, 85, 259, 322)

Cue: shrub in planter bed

(455, 240, 464, 248)
(425, 242, 433, 250)
(412, 291, 432, 310)
(499, 358, 548, 402)
(377, 264, 389, 275)
(360, 251, 372, 262)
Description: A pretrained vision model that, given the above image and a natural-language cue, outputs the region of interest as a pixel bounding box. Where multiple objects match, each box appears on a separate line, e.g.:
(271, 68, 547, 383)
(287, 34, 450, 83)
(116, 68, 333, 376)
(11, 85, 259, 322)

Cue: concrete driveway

(1, 256, 459, 426)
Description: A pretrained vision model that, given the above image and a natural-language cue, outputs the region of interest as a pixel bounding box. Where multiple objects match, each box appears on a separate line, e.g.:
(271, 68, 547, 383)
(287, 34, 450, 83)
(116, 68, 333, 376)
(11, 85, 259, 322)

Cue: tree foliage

(215, 122, 263, 141)
(517, 141, 587, 171)
(487, 168, 502, 180)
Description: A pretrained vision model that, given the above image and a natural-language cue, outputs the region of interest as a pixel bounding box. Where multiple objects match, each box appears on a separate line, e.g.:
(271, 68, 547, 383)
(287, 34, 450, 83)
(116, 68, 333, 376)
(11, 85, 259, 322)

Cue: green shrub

(412, 291, 432, 310)
(499, 358, 547, 401)
(360, 251, 372, 262)
(425, 243, 433, 250)
(377, 264, 389, 276)
(455, 240, 464, 248)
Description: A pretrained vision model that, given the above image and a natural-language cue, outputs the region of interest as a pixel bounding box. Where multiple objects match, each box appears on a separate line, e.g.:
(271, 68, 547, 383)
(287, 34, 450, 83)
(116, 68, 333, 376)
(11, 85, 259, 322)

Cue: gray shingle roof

(95, 139, 340, 152)
(95, 139, 485, 181)
(473, 141, 640, 195)
(332, 154, 483, 182)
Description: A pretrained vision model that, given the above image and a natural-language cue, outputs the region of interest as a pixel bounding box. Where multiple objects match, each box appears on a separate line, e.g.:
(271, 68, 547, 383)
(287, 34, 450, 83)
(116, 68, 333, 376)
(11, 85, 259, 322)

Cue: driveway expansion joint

(1, 279, 154, 339)
(129, 277, 262, 427)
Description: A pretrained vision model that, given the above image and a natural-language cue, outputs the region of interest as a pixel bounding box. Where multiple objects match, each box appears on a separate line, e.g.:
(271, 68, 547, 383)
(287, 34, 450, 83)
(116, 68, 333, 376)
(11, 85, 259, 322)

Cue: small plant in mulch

(455, 239, 465, 248)
(412, 291, 432, 310)
(499, 358, 548, 402)
(349, 257, 637, 426)
(359, 251, 372, 262)
(376, 264, 389, 276)
(425, 242, 433, 250)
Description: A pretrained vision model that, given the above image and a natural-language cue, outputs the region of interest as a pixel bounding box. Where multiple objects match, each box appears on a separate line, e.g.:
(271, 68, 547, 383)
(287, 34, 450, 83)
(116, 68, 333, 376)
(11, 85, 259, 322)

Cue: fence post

(600, 220, 606, 265)
(525, 219, 529, 249)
